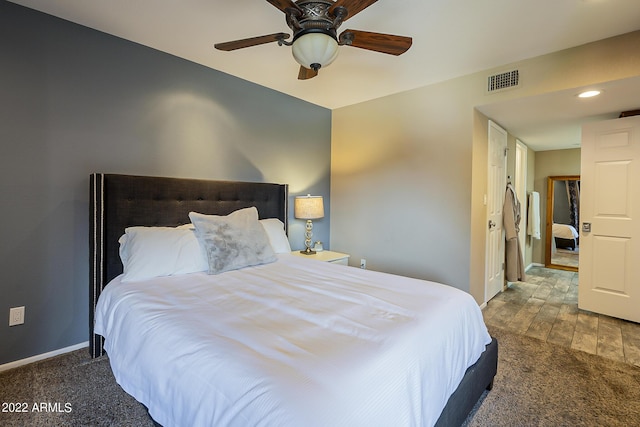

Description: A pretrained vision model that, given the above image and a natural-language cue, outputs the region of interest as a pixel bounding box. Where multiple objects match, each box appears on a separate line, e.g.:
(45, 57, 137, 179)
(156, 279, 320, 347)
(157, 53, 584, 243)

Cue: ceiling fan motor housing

(288, 0, 343, 42)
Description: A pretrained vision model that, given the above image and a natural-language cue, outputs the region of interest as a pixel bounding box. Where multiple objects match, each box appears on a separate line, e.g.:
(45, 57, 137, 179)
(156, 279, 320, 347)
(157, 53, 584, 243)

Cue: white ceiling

(9, 0, 640, 150)
(478, 76, 640, 151)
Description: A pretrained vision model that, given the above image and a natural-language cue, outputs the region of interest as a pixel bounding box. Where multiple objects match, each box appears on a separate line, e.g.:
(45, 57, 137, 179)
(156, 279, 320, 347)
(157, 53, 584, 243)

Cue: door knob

(488, 220, 496, 230)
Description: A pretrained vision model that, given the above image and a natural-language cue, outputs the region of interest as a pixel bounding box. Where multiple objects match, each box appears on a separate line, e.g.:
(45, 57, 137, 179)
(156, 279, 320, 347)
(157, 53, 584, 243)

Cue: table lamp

(294, 195, 324, 255)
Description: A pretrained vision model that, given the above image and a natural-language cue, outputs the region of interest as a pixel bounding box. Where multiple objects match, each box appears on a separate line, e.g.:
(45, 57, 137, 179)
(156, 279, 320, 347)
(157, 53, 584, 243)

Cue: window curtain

(565, 180, 580, 231)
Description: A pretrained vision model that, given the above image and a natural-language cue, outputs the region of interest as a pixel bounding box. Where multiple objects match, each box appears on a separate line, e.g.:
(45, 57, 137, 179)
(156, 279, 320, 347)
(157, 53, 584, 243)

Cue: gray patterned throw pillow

(189, 207, 277, 275)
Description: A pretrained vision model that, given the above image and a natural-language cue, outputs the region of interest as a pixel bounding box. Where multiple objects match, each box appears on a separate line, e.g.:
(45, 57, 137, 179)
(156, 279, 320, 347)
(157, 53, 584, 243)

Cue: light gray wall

(0, 1, 331, 365)
(331, 79, 476, 289)
(332, 31, 640, 304)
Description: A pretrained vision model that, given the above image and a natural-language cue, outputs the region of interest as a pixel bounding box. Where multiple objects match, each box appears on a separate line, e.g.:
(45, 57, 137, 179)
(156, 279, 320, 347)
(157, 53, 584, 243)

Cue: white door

(579, 115, 640, 323)
(485, 120, 507, 302)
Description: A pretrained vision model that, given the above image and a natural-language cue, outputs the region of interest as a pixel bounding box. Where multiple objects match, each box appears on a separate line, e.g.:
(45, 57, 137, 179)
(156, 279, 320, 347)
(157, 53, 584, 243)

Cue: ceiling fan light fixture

(292, 32, 339, 71)
(215, 0, 412, 80)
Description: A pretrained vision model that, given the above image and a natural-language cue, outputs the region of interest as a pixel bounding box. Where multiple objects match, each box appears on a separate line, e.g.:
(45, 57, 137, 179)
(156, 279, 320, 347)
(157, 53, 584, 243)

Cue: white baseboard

(0, 341, 89, 373)
(526, 262, 543, 271)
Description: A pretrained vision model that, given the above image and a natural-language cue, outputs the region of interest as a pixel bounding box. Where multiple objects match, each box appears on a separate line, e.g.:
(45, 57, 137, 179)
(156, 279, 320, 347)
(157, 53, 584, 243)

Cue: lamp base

(299, 248, 316, 255)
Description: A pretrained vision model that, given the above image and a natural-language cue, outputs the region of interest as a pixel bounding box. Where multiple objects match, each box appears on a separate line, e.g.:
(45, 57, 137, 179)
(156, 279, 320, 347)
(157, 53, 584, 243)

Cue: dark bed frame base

(555, 236, 578, 250)
(435, 338, 498, 427)
(90, 173, 497, 426)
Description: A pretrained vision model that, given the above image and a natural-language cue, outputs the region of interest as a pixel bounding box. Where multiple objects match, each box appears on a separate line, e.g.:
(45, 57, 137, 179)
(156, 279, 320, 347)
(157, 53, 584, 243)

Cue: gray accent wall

(0, 1, 331, 365)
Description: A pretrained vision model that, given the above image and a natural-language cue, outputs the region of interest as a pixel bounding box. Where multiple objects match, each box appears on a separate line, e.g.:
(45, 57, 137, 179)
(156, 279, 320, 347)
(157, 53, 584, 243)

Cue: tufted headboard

(89, 173, 288, 357)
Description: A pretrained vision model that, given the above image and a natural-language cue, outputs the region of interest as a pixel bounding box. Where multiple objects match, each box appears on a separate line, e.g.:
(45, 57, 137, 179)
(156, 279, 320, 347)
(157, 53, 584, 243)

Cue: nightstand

(291, 250, 350, 265)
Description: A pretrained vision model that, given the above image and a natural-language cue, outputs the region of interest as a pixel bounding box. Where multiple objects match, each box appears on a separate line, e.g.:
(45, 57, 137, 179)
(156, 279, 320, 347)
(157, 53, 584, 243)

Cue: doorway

(514, 140, 527, 258)
(545, 175, 580, 272)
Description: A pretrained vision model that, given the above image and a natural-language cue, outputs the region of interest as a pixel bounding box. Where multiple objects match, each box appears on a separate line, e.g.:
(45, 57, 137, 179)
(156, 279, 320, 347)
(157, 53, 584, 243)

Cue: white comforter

(95, 254, 491, 427)
(553, 223, 579, 239)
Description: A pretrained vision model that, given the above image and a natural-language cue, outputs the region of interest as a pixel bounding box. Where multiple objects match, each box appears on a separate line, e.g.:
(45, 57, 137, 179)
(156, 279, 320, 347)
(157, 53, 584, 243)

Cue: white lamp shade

(294, 195, 324, 219)
(292, 33, 339, 70)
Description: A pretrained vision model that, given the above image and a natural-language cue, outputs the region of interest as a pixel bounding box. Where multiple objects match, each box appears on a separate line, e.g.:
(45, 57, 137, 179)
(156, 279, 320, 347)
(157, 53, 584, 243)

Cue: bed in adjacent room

(89, 174, 497, 427)
(552, 222, 579, 250)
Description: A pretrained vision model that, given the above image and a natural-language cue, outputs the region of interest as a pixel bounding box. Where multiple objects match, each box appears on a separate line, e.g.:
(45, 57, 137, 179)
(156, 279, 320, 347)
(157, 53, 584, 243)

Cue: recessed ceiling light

(578, 90, 601, 98)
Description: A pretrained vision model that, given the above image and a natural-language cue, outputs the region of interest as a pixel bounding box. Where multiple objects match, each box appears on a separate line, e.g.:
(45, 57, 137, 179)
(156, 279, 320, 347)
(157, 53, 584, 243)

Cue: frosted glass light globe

(292, 33, 339, 71)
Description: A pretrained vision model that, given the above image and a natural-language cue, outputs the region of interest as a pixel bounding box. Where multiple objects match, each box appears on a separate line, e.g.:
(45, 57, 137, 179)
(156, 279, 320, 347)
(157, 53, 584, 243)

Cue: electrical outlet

(9, 306, 25, 326)
(360, 258, 367, 269)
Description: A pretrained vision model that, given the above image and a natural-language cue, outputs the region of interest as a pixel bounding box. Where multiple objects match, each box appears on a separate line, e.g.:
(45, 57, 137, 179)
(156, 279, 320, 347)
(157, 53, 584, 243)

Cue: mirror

(545, 175, 580, 271)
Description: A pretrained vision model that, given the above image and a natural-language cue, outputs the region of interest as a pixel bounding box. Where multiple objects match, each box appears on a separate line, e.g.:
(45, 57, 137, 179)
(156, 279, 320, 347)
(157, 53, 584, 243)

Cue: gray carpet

(464, 326, 640, 427)
(1, 327, 639, 426)
(0, 350, 153, 427)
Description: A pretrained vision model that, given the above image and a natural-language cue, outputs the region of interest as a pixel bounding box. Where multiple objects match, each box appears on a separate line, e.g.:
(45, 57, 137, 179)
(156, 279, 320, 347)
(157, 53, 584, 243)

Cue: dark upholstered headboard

(89, 173, 288, 357)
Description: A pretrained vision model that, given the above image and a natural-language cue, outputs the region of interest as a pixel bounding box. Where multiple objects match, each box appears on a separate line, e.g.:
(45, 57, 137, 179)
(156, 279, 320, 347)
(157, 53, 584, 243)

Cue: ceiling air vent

(487, 70, 519, 92)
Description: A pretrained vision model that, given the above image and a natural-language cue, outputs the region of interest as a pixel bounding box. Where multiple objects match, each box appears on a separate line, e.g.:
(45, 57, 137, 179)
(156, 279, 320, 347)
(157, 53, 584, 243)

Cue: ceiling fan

(214, 0, 412, 80)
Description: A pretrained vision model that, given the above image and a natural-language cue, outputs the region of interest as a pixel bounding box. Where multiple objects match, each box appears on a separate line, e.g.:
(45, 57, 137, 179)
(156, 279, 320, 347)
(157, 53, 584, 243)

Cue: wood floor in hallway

(483, 266, 640, 367)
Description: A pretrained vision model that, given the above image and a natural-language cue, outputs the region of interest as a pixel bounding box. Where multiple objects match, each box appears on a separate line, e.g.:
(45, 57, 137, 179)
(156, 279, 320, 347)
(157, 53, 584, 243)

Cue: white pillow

(189, 207, 277, 275)
(118, 225, 208, 282)
(260, 218, 291, 253)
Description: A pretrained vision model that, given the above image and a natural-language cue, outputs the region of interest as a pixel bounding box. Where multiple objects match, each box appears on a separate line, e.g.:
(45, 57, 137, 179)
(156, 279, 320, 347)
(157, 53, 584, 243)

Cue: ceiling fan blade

(215, 33, 290, 51)
(265, 0, 300, 13)
(339, 29, 412, 55)
(298, 66, 318, 80)
(330, 0, 379, 20)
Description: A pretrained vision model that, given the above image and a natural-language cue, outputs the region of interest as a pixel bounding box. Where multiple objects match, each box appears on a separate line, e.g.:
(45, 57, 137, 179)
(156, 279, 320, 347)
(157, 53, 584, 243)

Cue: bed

(89, 173, 497, 427)
(552, 223, 579, 250)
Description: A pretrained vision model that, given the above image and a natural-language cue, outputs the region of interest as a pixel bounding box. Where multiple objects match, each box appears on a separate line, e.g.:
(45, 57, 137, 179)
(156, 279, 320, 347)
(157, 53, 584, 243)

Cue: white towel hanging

(527, 192, 541, 239)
